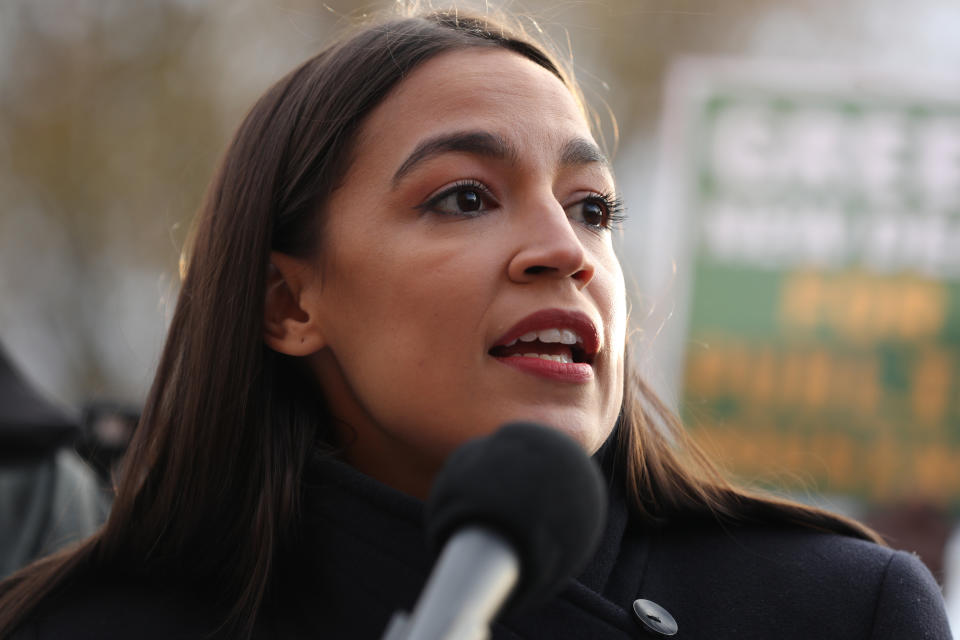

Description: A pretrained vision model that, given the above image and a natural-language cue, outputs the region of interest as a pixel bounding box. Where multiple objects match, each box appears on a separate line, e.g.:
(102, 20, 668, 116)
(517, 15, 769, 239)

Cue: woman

(0, 8, 951, 640)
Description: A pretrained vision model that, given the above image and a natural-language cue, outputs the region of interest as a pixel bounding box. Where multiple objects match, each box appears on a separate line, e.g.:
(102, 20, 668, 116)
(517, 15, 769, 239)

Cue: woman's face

(304, 47, 626, 497)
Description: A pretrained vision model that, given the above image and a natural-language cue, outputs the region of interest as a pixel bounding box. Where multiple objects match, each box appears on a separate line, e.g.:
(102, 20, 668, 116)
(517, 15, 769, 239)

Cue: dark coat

(12, 455, 953, 639)
(0, 347, 108, 580)
(0, 346, 78, 455)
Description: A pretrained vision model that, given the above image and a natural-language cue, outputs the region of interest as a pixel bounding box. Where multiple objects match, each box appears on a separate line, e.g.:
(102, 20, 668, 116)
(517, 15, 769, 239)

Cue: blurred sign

(659, 59, 960, 506)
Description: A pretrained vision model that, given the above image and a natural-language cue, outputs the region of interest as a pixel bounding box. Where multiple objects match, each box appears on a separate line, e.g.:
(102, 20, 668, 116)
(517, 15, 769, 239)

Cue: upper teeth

(505, 328, 582, 347)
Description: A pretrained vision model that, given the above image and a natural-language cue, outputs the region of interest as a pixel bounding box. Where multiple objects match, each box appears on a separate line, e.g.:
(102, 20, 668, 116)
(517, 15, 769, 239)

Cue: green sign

(681, 86, 960, 506)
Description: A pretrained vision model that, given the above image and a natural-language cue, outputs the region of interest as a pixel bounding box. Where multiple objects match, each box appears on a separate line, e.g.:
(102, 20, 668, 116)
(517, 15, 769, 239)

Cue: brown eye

(581, 199, 607, 227)
(421, 180, 498, 217)
(456, 189, 483, 212)
(564, 193, 625, 231)
(565, 197, 608, 229)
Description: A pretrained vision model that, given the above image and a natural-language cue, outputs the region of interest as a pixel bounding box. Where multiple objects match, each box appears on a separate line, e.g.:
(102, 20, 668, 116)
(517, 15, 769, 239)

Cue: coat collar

(291, 439, 648, 638)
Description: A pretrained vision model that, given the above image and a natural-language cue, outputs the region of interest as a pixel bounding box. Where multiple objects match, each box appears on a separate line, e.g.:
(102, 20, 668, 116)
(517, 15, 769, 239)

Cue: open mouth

(488, 328, 594, 365)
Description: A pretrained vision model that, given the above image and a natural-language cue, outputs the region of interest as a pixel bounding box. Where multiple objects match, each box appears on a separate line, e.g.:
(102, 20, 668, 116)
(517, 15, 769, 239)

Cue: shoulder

(10, 575, 228, 640)
(642, 519, 952, 639)
(868, 545, 952, 639)
(657, 517, 931, 587)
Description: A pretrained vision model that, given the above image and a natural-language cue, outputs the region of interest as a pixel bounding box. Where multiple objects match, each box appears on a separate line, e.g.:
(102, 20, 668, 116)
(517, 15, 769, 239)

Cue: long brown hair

(0, 8, 881, 639)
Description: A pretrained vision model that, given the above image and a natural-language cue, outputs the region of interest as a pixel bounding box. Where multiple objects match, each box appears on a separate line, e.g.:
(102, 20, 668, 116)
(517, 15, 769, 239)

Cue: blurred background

(1, 0, 958, 628)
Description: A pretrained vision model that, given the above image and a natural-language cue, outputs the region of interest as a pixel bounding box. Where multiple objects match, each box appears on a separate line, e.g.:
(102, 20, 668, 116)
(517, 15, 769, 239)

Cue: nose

(507, 196, 595, 289)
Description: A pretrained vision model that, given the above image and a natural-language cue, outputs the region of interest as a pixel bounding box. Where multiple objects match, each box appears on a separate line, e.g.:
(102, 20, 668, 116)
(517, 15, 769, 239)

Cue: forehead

(353, 47, 596, 166)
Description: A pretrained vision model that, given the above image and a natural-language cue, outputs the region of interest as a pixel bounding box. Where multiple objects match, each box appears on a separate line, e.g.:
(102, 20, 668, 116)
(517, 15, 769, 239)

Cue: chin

(494, 409, 612, 454)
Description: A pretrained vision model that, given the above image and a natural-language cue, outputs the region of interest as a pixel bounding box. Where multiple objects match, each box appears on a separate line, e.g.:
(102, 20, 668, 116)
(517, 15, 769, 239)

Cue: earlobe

(263, 252, 327, 356)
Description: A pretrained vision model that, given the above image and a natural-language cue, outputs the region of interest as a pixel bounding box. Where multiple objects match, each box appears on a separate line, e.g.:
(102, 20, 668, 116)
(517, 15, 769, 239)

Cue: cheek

(596, 250, 628, 346)
(596, 254, 628, 407)
(323, 235, 495, 384)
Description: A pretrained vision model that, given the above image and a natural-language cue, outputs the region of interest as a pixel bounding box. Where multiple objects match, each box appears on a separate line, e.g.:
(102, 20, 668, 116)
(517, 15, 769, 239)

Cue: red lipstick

(488, 309, 600, 383)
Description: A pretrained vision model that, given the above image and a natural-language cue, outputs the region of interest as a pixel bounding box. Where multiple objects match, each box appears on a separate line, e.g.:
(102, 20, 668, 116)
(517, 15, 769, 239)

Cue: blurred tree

(0, 0, 224, 402)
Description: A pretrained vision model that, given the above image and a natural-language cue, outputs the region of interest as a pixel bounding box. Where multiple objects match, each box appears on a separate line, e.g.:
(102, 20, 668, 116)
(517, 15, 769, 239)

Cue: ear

(263, 252, 327, 356)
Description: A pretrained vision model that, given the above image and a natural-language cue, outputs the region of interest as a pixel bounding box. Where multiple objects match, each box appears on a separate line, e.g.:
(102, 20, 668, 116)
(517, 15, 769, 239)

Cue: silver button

(632, 599, 677, 636)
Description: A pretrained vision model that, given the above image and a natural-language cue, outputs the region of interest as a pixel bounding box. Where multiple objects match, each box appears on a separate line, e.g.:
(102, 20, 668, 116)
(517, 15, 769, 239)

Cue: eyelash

(581, 191, 627, 231)
(416, 180, 627, 231)
(417, 180, 497, 218)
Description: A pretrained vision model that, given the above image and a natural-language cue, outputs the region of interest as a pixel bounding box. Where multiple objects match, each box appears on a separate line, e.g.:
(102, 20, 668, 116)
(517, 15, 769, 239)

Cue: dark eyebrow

(392, 131, 518, 186)
(391, 131, 610, 187)
(560, 137, 610, 169)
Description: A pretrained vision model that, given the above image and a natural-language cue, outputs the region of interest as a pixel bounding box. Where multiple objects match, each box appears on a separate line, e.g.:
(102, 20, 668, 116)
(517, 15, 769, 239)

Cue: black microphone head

(425, 422, 608, 614)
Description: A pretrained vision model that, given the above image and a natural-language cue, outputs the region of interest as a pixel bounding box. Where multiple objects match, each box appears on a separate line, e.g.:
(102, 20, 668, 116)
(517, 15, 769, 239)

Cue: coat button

(632, 599, 678, 636)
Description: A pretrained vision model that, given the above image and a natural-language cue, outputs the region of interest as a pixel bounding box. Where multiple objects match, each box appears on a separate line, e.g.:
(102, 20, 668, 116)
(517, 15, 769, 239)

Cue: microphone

(382, 422, 608, 640)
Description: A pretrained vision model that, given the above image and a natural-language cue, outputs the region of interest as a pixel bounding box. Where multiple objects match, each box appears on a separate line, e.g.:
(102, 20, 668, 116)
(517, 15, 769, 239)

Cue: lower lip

(493, 356, 594, 382)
